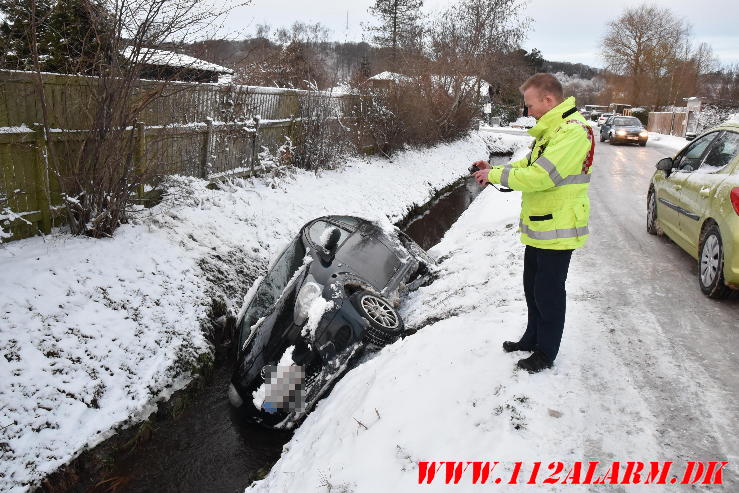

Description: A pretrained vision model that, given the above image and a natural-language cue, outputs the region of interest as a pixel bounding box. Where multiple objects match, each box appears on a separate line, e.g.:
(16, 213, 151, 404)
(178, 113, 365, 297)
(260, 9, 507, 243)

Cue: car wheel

(698, 224, 732, 299)
(600, 133, 606, 142)
(609, 133, 616, 145)
(639, 141, 646, 147)
(646, 189, 661, 235)
(352, 292, 404, 346)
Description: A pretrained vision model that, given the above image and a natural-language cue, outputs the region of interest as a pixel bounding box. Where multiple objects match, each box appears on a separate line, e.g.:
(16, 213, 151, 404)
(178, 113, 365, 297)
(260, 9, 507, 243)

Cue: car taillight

(732, 188, 739, 215)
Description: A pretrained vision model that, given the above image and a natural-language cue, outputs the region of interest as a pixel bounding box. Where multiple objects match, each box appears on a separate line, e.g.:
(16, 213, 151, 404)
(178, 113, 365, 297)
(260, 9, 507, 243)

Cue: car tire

(351, 292, 404, 346)
(609, 133, 616, 145)
(698, 224, 732, 299)
(639, 141, 646, 147)
(646, 189, 661, 235)
(600, 133, 606, 142)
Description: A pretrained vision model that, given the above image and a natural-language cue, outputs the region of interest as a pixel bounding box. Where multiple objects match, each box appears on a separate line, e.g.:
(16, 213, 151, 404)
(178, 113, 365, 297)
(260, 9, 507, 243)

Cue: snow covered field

(245, 180, 689, 493)
(0, 132, 531, 492)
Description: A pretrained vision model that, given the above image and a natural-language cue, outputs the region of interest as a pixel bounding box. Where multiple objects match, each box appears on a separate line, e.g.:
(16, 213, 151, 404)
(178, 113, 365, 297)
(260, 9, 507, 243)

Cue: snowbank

(247, 188, 668, 493)
(0, 132, 530, 492)
(646, 132, 689, 153)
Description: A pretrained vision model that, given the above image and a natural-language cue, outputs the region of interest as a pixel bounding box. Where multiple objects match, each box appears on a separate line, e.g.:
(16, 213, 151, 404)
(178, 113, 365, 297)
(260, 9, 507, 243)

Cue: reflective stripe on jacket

(487, 96, 593, 250)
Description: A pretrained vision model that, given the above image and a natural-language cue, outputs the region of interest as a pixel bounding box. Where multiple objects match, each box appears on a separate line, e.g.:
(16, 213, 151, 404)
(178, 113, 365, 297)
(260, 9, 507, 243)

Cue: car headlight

(616, 130, 627, 136)
(294, 281, 323, 324)
(639, 131, 648, 137)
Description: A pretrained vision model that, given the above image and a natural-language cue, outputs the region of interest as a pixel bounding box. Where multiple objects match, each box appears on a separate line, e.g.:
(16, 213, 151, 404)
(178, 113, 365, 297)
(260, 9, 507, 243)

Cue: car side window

(673, 132, 719, 172)
(239, 238, 307, 345)
(698, 131, 739, 171)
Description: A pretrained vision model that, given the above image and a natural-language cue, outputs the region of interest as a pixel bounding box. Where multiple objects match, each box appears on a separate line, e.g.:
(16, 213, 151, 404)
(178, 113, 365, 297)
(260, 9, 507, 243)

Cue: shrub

(351, 75, 478, 156)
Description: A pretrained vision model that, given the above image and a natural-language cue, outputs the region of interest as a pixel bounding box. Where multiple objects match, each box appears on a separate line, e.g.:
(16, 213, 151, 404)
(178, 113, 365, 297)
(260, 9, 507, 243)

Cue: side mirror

(656, 157, 674, 172)
(322, 227, 341, 251)
(318, 227, 341, 264)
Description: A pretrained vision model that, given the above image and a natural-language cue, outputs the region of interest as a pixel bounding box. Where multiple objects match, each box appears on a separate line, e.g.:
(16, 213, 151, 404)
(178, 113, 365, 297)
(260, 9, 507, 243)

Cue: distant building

(122, 47, 233, 83)
(366, 71, 413, 90)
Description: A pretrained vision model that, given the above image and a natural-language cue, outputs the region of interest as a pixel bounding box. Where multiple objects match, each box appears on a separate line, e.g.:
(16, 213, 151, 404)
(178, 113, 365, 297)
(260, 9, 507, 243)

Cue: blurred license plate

(627, 136, 638, 140)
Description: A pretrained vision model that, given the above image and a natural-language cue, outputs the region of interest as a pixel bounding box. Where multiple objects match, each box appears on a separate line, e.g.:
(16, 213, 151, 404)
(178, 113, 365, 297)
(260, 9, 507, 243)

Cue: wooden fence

(647, 111, 687, 137)
(0, 70, 359, 242)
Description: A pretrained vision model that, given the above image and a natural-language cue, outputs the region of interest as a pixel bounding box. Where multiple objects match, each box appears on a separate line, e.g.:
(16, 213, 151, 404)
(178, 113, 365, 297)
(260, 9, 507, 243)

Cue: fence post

(200, 117, 213, 179)
(135, 122, 146, 199)
(250, 115, 261, 176)
(31, 123, 52, 234)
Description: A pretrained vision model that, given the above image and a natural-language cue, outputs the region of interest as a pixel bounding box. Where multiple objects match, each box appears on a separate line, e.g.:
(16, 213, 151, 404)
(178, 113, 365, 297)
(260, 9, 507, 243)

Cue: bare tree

(600, 4, 713, 106)
(25, 0, 246, 237)
(429, 0, 527, 74)
(231, 22, 333, 89)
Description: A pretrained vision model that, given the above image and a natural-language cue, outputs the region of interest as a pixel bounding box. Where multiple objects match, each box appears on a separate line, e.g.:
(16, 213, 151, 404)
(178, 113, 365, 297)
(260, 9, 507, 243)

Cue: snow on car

(228, 215, 436, 428)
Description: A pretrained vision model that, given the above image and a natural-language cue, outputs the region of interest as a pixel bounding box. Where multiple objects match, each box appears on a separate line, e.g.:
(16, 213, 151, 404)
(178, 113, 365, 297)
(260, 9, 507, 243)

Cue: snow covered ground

(245, 179, 714, 493)
(646, 132, 690, 153)
(242, 124, 739, 492)
(0, 132, 531, 492)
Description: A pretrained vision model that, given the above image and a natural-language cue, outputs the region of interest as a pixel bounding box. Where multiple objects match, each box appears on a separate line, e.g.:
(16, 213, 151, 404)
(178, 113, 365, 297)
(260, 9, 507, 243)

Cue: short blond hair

(519, 73, 563, 101)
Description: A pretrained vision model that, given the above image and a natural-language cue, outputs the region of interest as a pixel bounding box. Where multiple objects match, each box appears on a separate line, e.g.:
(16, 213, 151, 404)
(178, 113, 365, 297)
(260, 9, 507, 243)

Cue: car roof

(694, 122, 739, 141)
(308, 215, 367, 230)
(717, 122, 739, 132)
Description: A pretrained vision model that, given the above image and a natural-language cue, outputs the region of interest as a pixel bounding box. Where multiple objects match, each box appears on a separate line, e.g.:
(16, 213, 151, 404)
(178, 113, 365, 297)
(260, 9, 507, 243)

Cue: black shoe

(502, 341, 532, 353)
(516, 350, 553, 373)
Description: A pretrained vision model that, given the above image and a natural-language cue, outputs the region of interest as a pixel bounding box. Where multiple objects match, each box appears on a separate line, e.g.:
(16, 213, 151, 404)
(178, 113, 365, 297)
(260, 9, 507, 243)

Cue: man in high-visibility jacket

(472, 73, 594, 373)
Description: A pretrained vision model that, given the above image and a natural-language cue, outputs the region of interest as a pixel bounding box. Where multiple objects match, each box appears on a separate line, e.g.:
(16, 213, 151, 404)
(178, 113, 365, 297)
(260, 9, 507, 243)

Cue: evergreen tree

(359, 55, 371, 78)
(42, 0, 114, 74)
(366, 0, 423, 65)
(0, 0, 54, 70)
(0, 0, 114, 74)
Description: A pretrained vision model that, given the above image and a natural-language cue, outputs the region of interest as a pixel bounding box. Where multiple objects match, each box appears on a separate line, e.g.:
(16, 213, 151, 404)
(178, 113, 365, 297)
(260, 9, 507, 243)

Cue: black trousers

(518, 245, 573, 363)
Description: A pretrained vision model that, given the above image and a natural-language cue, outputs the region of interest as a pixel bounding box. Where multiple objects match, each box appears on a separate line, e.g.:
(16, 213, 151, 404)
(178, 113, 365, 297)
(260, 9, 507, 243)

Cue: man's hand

(473, 169, 490, 186)
(471, 160, 491, 171)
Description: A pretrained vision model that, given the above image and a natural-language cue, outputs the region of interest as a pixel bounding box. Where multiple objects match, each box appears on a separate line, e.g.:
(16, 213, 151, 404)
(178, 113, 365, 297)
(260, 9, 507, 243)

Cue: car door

(600, 117, 613, 140)
(657, 132, 720, 244)
(681, 131, 739, 255)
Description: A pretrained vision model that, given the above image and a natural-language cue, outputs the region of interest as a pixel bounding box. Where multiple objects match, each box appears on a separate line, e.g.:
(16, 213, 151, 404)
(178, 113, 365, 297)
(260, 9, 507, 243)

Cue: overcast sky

(219, 0, 739, 69)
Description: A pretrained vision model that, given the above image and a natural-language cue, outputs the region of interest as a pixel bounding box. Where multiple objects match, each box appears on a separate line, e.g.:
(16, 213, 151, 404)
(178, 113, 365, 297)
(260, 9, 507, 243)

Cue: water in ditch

(83, 163, 507, 493)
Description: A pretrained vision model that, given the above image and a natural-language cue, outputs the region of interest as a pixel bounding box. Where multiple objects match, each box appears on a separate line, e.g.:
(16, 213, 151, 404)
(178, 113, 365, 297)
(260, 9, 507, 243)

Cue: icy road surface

(576, 138, 739, 479)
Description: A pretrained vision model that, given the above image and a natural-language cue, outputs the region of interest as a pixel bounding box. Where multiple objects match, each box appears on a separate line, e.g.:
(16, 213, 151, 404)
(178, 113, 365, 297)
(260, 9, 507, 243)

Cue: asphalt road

(574, 136, 739, 488)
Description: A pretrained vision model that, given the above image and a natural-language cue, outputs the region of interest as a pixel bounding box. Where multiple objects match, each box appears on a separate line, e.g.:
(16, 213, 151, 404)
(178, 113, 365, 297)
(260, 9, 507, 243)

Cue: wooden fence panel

(672, 113, 686, 137)
(0, 69, 359, 242)
(0, 70, 325, 127)
(648, 112, 688, 137)
(0, 137, 41, 240)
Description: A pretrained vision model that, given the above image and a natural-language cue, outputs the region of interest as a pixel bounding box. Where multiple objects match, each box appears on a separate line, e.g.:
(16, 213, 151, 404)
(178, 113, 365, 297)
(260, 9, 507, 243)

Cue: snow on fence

(0, 70, 359, 242)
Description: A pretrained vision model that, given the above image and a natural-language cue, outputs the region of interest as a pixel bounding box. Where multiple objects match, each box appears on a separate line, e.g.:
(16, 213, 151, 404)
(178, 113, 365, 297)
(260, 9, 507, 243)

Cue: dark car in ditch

(600, 115, 649, 146)
(228, 215, 436, 429)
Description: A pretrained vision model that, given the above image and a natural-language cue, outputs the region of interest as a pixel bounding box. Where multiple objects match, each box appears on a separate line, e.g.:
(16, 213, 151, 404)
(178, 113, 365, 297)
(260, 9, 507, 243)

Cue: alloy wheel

(360, 295, 399, 329)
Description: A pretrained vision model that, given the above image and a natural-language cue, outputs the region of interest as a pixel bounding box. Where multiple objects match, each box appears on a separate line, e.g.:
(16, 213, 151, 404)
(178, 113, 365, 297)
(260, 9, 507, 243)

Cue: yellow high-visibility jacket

(487, 97, 594, 250)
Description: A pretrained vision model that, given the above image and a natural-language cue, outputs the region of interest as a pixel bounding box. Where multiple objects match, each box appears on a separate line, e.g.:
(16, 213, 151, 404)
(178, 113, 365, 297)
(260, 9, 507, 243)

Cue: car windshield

(239, 237, 307, 347)
(613, 117, 641, 127)
(614, 117, 641, 126)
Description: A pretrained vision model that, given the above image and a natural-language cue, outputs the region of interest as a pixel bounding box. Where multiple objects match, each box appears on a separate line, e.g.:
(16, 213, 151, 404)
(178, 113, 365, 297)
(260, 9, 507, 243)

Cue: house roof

(368, 71, 412, 83)
(121, 47, 234, 74)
